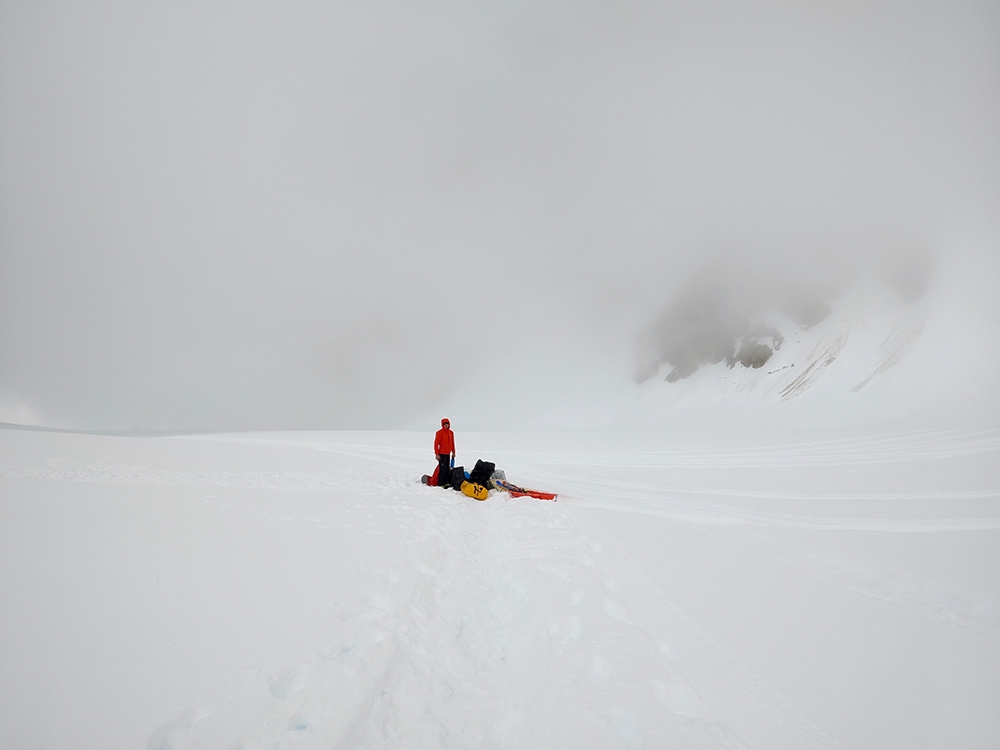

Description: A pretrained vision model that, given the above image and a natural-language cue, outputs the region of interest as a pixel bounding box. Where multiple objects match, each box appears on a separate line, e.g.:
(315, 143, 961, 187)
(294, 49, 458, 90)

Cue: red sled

(496, 479, 557, 501)
(509, 489, 557, 501)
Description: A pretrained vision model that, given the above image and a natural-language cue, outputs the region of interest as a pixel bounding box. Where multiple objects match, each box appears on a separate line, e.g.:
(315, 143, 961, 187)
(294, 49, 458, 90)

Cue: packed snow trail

(1, 427, 998, 749)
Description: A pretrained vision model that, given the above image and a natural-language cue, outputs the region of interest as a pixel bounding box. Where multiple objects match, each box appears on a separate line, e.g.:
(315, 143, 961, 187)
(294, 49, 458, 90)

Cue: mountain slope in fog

(440, 248, 997, 433)
(637, 275, 928, 399)
(624, 277, 957, 433)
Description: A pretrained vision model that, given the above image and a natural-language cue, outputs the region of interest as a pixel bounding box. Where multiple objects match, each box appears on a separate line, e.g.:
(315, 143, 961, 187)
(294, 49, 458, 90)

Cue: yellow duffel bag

(461, 481, 488, 501)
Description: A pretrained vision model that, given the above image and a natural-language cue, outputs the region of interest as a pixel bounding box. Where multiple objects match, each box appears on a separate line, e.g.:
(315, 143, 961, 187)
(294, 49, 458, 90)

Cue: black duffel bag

(469, 459, 496, 487)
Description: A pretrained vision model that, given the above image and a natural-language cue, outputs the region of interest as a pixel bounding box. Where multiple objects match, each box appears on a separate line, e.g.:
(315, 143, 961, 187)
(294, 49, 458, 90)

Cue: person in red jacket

(434, 418, 456, 487)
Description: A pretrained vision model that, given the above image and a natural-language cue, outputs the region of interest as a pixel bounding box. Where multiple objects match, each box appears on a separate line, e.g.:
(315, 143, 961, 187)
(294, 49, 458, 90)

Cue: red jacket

(434, 427, 455, 456)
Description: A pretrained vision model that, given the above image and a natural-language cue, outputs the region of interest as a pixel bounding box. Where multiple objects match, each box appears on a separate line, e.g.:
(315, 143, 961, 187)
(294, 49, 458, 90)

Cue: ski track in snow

(523, 429, 1000, 469)
(557, 477, 1000, 533)
(2, 427, 998, 749)
(514, 430, 1000, 644)
(727, 528, 1000, 641)
(209, 485, 838, 750)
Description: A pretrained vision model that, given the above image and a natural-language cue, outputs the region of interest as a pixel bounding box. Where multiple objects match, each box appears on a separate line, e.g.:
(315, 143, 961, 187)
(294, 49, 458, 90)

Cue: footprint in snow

(657, 641, 679, 661)
(603, 598, 631, 623)
(288, 707, 329, 732)
(368, 591, 397, 612)
(651, 677, 708, 718)
(147, 708, 210, 750)
(610, 705, 645, 750)
(269, 665, 309, 699)
(589, 654, 615, 684)
(546, 614, 584, 649)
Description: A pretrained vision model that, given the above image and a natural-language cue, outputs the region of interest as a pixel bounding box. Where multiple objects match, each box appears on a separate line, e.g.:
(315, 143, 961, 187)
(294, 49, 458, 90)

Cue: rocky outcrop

(634, 289, 791, 383)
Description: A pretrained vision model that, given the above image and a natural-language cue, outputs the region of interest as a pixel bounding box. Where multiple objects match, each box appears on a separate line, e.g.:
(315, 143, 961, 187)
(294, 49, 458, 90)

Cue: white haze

(1, 0, 998, 430)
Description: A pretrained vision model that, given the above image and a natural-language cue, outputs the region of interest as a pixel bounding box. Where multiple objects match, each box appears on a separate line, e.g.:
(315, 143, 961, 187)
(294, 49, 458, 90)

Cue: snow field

(1, 426, 998, 749)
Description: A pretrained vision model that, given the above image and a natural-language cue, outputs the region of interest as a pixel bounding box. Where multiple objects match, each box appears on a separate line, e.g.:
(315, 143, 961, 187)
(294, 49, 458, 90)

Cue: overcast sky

(1, 0, 998, 430)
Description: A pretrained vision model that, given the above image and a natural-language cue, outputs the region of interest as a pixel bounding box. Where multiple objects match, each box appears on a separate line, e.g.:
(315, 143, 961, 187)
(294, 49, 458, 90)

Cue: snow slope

(2, 424, 998, 749)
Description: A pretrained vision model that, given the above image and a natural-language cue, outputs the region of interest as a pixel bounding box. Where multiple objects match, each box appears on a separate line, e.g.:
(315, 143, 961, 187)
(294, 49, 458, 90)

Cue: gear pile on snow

(421, 459, 556, 501)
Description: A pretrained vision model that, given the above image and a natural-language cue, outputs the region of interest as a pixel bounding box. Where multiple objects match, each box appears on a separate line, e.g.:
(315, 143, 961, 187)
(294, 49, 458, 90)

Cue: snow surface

(2, 422, 998, 749)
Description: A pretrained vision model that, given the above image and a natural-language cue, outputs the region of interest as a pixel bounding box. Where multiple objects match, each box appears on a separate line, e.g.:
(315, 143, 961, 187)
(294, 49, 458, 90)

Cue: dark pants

(436, 454, 452, 487)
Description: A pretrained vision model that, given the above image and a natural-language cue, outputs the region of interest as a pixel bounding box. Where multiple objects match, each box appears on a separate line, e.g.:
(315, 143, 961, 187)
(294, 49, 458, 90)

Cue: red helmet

(441, 418, 450, 427)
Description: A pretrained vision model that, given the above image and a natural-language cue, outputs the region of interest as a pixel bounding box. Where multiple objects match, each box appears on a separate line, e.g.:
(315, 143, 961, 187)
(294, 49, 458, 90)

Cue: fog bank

(1, 0, 997, 430)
